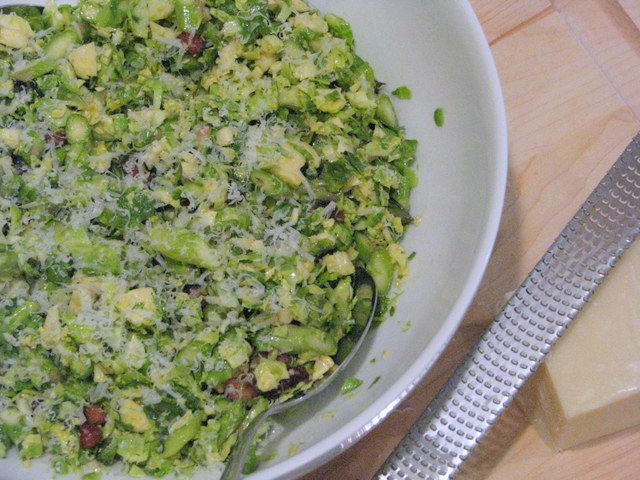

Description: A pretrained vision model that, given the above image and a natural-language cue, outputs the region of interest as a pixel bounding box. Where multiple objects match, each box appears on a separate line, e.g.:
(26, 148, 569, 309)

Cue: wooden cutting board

(301, 1, 640, 479)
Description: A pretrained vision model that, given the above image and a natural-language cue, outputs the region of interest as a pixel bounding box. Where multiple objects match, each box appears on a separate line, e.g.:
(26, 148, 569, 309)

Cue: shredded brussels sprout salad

(0, 0, 417, 477)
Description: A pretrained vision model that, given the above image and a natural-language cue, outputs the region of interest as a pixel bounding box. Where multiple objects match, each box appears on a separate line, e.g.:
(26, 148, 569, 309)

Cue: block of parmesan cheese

(517, 238, 640, 450)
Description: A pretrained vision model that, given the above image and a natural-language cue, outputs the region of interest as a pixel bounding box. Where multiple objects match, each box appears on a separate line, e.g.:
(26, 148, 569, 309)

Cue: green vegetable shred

(392, 86, 412, 99)
(340, 376, 364, 394)
(434, 107, 445, 127)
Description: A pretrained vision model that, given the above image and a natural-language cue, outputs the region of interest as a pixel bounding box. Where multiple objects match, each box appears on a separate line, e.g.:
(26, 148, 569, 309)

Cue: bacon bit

(45, 131, 66, 148)
(264, 365, 311, 400)
(330, 209, 345, 221)
(183, 283, 208, 306)
(225, 374, 259, 402)
(178, 32, 206, 56)
(121, 158, 153, 182)
(184, 283, 203, 298)
(315, 200, 344, 221)
(276, 353, 292, 365)
(122, 158, 141, 178)
(83, 403, 107, 425)
(123, 159, 140, 177)
(79, 422, 103, 449)
(277, 366, 310, 392)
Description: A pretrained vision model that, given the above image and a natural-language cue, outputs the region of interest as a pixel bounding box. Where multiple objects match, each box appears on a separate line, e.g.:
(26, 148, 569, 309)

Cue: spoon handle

(376, 132, 640, 480)
(220, 409, 271, 480)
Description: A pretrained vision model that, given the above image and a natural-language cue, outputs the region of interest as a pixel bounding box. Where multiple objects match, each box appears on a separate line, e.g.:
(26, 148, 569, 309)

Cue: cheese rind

(518, 238, 640, 450)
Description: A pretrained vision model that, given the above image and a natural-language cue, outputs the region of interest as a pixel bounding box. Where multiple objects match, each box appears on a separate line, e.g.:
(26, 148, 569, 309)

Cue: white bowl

(1, 0, 507, 479)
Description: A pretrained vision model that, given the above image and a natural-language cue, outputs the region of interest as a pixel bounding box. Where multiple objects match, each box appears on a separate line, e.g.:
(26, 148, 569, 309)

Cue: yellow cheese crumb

(39, 306, 63, 349)
(120, 399, 152, 433)
(323, 251, 355, 276)
(128, 109, 167, 132)
(216, 126, 235, 146)
(0, 128, 20, 149)
(123, 335, 146, 369)
(0, 14, 34, 49)
(93, 364, 107, 383)
(274, 152, 305, 186)
(288, 442, 301, 457)
(292, 13, 327, 33)
(68, 43, 99, 78)
(68, 277, 103, 314)
(117, 288, 159, 328)
(312, 355, 334, 380)
(180, 152, 200, 179)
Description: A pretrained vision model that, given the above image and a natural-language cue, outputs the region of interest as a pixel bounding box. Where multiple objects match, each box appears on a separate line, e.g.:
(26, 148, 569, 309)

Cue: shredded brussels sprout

(0, 0, 417, 476)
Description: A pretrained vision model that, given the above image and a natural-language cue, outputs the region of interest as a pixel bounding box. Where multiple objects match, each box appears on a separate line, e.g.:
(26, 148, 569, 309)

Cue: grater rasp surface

(376, 132, 640, 480)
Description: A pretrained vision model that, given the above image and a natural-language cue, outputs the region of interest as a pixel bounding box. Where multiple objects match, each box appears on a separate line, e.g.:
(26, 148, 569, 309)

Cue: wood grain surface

(300, 1, 640, 479)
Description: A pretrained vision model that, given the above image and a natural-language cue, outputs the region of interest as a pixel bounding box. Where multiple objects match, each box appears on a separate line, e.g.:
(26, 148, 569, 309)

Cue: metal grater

(376, 132, 640, 480)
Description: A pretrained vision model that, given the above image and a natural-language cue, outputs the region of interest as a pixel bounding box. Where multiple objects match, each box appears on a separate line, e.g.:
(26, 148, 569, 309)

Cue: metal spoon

(220, 269, 378, 480)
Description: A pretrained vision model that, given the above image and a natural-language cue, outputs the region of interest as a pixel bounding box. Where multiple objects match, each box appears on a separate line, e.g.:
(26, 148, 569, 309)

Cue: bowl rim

(250, 0, 509, 478)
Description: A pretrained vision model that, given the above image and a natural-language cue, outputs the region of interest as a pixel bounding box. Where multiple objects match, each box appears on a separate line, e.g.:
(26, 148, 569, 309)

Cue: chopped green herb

(369, 376, 382, 389)
(340, 376, 364, 394)
(392, 86, 413, 99)
(82, 473, 102, 480)
(434, 107, 445, 127)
